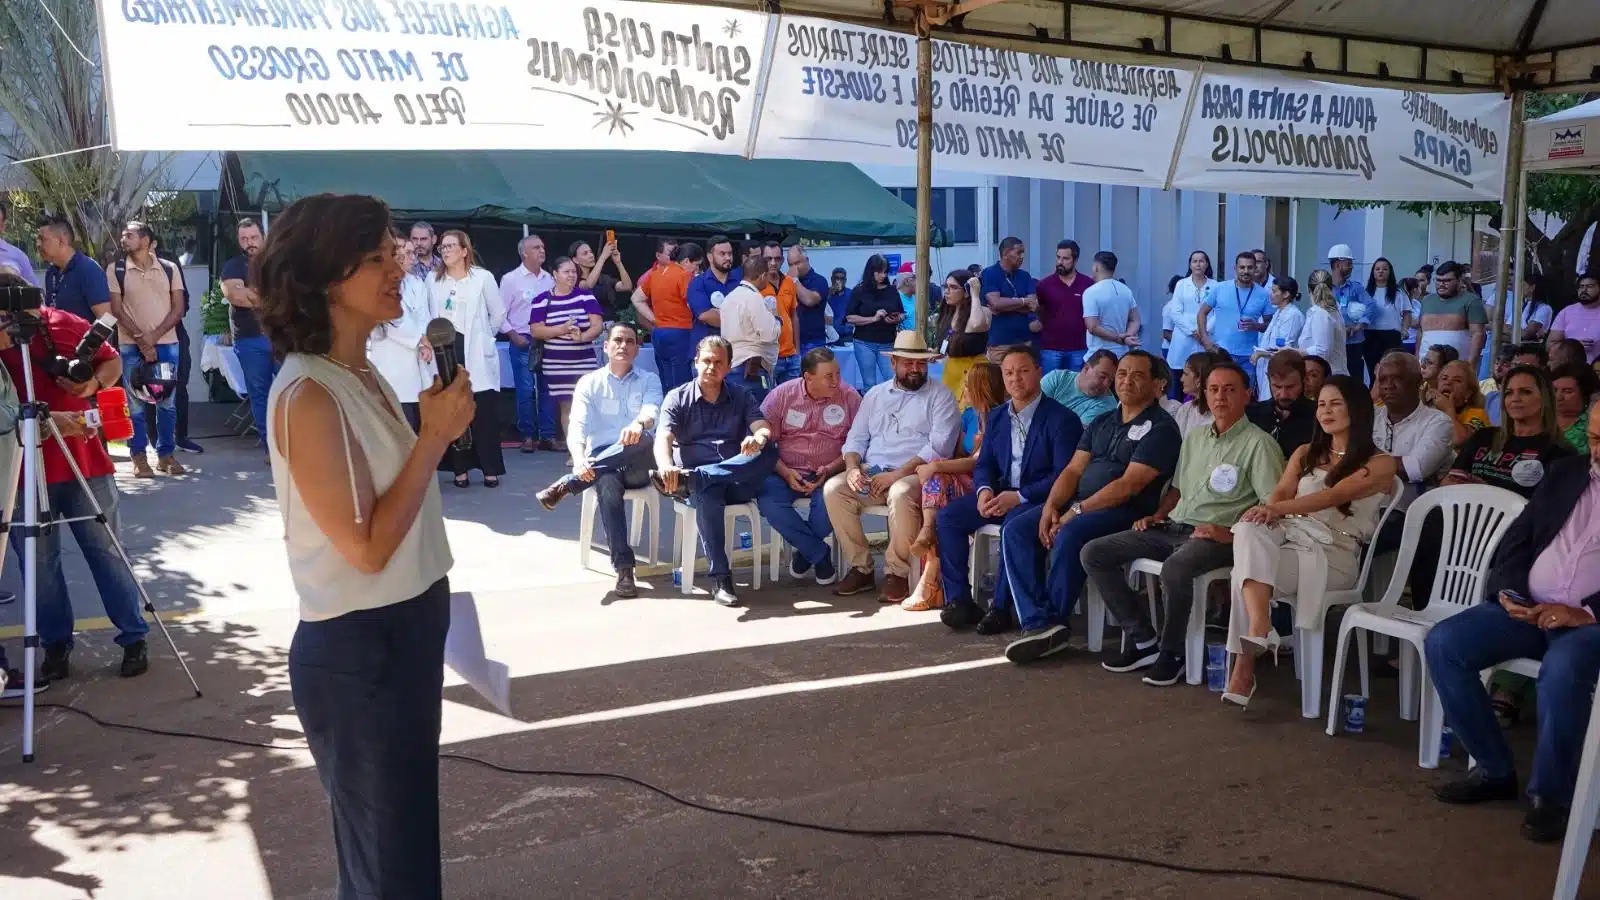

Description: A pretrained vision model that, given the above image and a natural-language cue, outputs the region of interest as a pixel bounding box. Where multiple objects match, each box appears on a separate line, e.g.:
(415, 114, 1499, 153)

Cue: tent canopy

(1524, 98, 1600, 174)
(681, 0, 1600, 90)
(225, 151, 918, 242)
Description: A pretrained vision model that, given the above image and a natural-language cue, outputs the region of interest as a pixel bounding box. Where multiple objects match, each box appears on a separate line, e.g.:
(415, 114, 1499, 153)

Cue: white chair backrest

(1376, 484, 1525, 614)
(1350, 475, 1407, 595)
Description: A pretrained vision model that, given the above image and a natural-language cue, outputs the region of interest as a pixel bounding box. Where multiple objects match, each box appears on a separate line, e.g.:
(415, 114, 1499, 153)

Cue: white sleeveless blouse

(267, 354, 453, 622)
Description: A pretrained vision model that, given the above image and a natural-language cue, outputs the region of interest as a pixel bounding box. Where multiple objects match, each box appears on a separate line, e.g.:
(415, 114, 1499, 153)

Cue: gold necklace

(322, 354, 372, 375)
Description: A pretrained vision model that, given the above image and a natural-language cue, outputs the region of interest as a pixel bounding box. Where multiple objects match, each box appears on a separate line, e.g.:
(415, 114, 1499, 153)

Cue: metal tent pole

(1490, 89, 1526, 364)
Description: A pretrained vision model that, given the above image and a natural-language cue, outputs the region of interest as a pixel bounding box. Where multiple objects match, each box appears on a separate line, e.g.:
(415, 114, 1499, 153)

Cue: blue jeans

(291, 579, 449, 899)
(936, 492, 1038, 612)
(774, 354, 800, 385)
(1003, 505, 1140, 632)
(1425, 602, 1600, 806)
(121, 344, 180, 458)
(800, 339, 828, 358)
(508, 342, 556, 440)
(559, 440, 652, 569)
(1040, 350, 1085, 374)
(653, 327, 694, 393)
(684, 446, 779, 578)
(9, 474, 147, 650)
(724, 366, 771, 404)
(852, 340, 895, 391)
(233, 335, 280, 451)
(757, 474, 832, 566)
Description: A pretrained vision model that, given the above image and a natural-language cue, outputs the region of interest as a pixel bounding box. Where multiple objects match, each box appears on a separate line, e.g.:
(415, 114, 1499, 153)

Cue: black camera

(0, 283, 43, 316)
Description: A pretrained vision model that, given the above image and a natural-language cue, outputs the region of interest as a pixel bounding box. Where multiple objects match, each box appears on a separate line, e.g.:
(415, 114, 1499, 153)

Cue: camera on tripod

(0, 284, 118, 383)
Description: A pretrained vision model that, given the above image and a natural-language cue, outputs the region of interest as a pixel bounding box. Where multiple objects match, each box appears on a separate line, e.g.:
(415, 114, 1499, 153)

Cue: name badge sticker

(1128, 421, 1152, 441)
(822, 404, 848, 427)
(784, 408, 808, 428)
(1209, 463, 1240, 493)
(1511, 457, 1545, 488)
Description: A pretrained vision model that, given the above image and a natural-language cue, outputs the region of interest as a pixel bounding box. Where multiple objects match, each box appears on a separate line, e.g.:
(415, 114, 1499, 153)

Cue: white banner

(97, 0, 766, 153)
(751, 17, 1194, 189)
(1172, 68, 1511, 201)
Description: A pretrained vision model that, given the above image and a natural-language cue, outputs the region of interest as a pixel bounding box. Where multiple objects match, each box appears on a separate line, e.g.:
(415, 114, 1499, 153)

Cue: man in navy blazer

(939, 346, 1082, 634)
(1425, 427, 1600, 845)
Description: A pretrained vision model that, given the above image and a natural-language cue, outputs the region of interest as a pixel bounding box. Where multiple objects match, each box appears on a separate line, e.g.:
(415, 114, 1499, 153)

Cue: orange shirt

(762, 276, 799, 357)
(645, 264, 693, 330)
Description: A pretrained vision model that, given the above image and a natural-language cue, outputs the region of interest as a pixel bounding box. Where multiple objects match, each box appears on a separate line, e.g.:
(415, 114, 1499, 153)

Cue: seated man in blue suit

(939, 346, 1081, 635)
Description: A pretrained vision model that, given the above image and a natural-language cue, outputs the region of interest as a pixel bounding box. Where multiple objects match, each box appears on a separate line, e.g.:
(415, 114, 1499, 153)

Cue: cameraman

(0, 271, 148, 688)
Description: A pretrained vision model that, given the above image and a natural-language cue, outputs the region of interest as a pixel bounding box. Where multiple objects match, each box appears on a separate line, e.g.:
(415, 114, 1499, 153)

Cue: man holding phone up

(756, 347, 861, 585)
(1425, 408, 1600, 844)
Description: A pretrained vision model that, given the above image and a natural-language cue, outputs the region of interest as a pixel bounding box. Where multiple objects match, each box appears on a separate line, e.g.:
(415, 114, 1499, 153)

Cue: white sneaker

(1, 668, 49, 699)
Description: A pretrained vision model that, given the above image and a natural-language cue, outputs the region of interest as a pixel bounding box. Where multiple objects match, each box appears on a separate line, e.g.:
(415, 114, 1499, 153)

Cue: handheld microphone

(424, 317, 471, 452)
(65, 313, 119, 383)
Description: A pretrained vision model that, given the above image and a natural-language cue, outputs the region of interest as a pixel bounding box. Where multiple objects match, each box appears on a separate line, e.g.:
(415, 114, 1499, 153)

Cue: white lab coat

(1166, 276, 1217, 370)
(427, 266, 504, 393)
(1298, 304, 1349, 375)
(368, 273, 433, 403)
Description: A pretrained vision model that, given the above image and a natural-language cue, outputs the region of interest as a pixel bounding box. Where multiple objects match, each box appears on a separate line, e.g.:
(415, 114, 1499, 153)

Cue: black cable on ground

(11, 702, 1421, 900)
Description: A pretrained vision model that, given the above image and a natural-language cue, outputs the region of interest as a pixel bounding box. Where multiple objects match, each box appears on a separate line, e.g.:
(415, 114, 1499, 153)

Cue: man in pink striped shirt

(757, 347, 861, 585)
(1426, 405, 1600, 844)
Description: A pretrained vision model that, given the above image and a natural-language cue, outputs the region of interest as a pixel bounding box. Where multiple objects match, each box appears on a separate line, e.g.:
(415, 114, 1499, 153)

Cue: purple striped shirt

(530, 289, 603, 397)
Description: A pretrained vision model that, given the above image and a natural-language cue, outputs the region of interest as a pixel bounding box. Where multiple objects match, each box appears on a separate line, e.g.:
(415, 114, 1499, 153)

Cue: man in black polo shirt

(1246, 350, 1317, 458)
(652, 336, 779, 607)
(220, 218, 276, 455)
(37, 218, 110, 321)
(1001, 349, 1183, 663)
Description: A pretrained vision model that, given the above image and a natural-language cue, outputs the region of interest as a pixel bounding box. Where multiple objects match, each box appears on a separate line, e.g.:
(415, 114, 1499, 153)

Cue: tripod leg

(44, 424, 203, 698)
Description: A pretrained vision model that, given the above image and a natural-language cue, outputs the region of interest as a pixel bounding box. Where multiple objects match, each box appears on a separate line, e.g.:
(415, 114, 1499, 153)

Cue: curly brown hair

(253, 193, 394, 359)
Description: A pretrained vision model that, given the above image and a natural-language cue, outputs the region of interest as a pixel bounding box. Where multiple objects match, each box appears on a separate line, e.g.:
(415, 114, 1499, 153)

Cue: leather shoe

(1522, 796, 1569, 843)
(614, 568, 638, 599)
(881, 574, 911, 604)
(1434, 768, 1519, 805)
(940, 602, 983, 630)
(976, 608, 1016, 636)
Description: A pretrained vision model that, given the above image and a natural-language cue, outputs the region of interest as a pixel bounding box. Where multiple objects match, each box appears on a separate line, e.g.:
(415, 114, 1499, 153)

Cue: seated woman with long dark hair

(1222, 375, 1396, 706)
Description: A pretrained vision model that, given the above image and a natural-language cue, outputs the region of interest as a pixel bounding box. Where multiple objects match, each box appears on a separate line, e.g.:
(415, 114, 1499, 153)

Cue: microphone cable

(7, 702, 1423, 899)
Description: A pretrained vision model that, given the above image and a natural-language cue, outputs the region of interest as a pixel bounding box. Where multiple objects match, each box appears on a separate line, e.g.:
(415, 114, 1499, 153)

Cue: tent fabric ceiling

(675, 0, 1600, 90)
(226, 151, 918, 242)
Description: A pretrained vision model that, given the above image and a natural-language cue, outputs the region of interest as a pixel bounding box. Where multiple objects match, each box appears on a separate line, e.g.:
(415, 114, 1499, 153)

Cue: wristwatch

(1069, 502, 1084, 516)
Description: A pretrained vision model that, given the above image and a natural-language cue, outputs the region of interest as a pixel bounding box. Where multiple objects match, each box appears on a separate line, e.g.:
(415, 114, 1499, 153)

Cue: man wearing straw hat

(824, 331, 960, 603)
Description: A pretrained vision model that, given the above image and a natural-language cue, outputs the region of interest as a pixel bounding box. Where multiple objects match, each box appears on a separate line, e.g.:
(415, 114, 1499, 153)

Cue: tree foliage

(0, 0, 170, 259)
(1331, 93, 1600, 298)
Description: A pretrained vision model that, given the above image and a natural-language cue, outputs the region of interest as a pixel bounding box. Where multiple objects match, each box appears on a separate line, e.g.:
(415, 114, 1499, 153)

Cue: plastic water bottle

(1205, 644, 1227, 692)
(739, 532, 752, 551)
(1439, 726, 1454, 762)
(672, 568, 682, 587)
(1342, 695, 1367, 733)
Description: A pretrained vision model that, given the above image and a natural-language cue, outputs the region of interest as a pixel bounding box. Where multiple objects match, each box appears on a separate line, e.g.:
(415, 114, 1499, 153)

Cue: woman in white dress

(1251, 276, 1305, 401)
(1297, 269, 1348, 376)
(367, 235, 434, 431)
(1222, 375, 1396, 706)
(428, 229, 507, 487)
(1164, 250, 1217, 375)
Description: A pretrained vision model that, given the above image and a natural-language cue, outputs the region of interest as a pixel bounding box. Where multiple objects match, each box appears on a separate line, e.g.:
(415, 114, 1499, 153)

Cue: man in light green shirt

(1039, 349, 1118, 426)
(1082, 360, 1285, 686)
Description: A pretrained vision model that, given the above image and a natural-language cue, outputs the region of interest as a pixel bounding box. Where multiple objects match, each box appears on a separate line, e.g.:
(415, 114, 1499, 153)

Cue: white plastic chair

(1272, 476, 1406, 720)
(1554, 668, 1600, 900)
(1084, 569, 1159, 653)
(970, 523, 1003, 598)
(855, 503, 922, 585)
(673, 500, 762, 595)
(1126, 559, 1227, 685)
(1324, 485, 1526, 768)
(578, 486, 661, 575)
(768, 498, 841, 581)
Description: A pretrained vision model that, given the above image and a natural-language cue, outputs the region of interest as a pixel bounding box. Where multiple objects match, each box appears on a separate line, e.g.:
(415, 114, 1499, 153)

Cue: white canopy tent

(1509, 98, 1600, 341)
(647, 0, 1600, 326)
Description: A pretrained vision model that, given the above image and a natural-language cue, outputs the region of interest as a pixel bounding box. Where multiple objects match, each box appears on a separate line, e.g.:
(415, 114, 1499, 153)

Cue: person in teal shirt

(1040, 349, 1119, 426)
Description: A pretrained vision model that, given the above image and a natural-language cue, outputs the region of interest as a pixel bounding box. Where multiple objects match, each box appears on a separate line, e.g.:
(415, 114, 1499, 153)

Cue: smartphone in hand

(1502, 590, 1536, 608)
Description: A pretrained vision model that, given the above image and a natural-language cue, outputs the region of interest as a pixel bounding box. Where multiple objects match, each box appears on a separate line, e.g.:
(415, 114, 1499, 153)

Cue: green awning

(226, 150, 916, 242)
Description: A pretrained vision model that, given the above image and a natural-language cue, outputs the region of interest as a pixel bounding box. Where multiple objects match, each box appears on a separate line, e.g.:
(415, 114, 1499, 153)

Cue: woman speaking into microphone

(255, 193, 473, 898)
